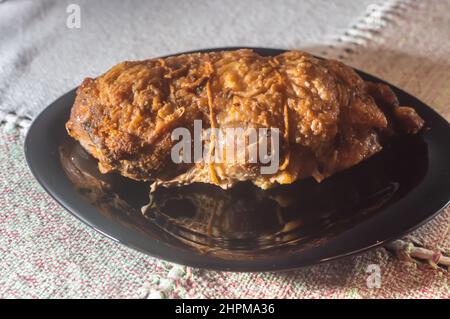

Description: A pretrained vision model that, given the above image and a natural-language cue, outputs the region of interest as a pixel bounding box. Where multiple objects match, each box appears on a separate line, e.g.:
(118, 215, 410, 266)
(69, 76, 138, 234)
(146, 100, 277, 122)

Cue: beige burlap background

(0, 0, 448, 298)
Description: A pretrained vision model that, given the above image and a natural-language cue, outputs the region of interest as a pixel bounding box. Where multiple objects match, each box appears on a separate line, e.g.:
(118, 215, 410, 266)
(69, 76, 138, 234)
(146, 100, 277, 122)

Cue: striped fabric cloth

(0, 0, 449, 298)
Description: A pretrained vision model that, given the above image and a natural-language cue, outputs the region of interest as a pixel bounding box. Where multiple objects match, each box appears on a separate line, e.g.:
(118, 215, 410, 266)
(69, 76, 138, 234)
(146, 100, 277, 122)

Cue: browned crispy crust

(66, 49, 424, 189)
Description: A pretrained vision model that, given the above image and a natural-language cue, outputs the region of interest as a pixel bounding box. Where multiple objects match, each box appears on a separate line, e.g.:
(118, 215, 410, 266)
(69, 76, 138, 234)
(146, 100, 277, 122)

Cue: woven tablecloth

(0, 0, 449, 298)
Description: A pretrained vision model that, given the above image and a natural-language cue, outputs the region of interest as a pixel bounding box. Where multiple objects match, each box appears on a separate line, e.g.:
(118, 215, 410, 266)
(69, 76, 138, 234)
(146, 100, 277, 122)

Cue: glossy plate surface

(25, 48, 450, 271)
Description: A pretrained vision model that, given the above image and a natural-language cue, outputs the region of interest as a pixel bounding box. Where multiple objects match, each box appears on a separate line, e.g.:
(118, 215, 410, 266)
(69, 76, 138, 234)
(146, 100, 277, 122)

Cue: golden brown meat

(66, 49, 424, 189)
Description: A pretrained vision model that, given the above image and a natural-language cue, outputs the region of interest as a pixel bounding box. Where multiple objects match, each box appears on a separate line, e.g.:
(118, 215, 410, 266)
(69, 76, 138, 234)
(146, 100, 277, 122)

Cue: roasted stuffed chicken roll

(66, 49, 424, 189)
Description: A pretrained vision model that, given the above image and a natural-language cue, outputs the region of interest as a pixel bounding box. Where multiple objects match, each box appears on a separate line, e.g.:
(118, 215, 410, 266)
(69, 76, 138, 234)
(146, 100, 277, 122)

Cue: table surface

(0, 0, 449, 298)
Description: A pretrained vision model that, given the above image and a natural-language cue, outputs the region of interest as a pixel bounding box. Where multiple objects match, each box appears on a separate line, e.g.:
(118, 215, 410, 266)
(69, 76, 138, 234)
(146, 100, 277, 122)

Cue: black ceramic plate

(25, 48, 450, 272)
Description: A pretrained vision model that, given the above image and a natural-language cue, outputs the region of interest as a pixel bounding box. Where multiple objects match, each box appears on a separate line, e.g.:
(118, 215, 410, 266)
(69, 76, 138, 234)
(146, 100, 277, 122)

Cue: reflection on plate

(60, 134, 428, 259)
